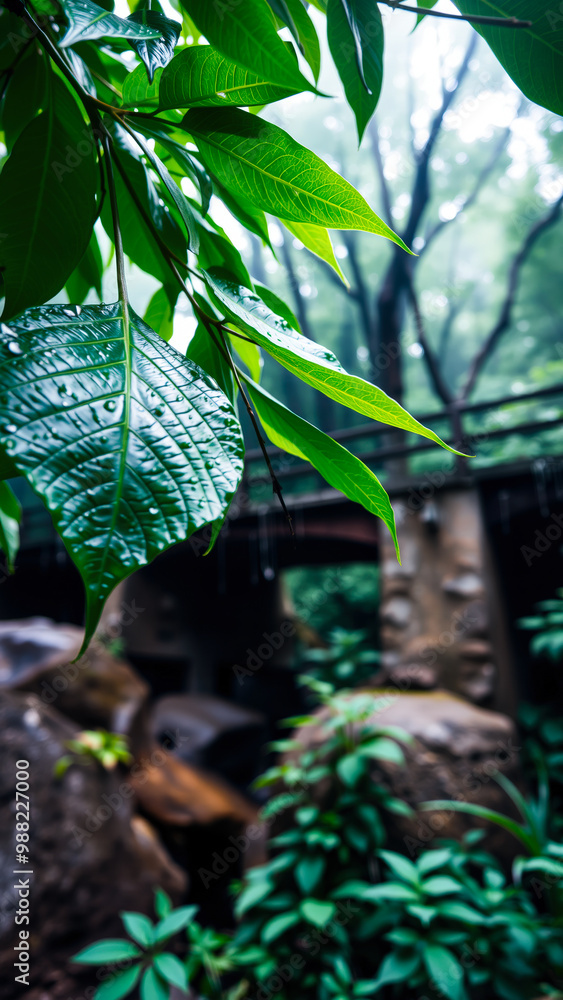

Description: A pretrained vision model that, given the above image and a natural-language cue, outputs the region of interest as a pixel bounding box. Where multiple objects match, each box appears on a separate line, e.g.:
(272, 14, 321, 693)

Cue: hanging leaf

(0, 75, 98, 321)
(414, 0, 438, 26)
(65, 232, 104, 304)
(327, 0, 384, 142)
(127, 8, 181, 82)
(204, 269, 462, 455)
(0, 304, 244, 652)
(144, 285, 178, 342)
(452, 0, 563, 117)
(184, 108, 409, 250)
(244, 376, 399, 556)
(0, 482, 21, 573)
(186, 323, 236, 405)
(159, 45, 302, 109)
(268, 0, 322, 81)
(135, 122, 212, 215)
(59, 0, 161, 47)
(100, 123, 187, 284)
(180, 0, 317, 94)
(282, 219, 349, 285)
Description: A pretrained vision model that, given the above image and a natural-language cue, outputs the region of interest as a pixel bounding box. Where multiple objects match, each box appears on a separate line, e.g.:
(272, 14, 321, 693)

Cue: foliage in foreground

(0, 0, 560, 648)
(74, 679, 563, 1000)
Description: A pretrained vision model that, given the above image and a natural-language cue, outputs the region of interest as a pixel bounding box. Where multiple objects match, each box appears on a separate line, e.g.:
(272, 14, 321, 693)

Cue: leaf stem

(381, 1, 531, 28)
(101, 131, 128, 309)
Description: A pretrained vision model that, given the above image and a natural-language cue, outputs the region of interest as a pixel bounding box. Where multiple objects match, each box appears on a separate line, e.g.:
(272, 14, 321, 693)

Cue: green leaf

(371, 950, 421, 989)
(421, 876, 463, 896)
(0, 482, 21, 573)
(159, 45, 301, 109)
(417, 849, 453, 875)
(128, 8, 181, 82)
(204, 271, 461, 455)
(140, 967, 168, 1000)
(336, 751, 366, 787)
(0, 305, 243, 651)
(122, 64, 162, 108)
(243, 376, 399, 555)
(124, 124, 199, 251)
(0, 46, 47, 153)
(153, 953, 188, 991)
(0, 75, 97, 321)
(327, 0, 384, 142)
(452, 1, 563, 116)
(135, 122, 212, 215)
(282, 219, 349, 285)
(360, 737, 405, 765)
(186, 323, 236, 406)
(66, 233, 104, 305)
(253, 285, 300, 331)
(180, 0, 316, 94)
(154, 904, 199, 942)
(93, 965, 142, 1000)
(185, 108, 410, 250)
(72, 939, 142, 964)
(144, 286, 178, 343)
(59, 0, 161, 46)
(437, 902, 485, 925)
(414, 0, 438, 26)
(154, 888, 173, 920)
(295, 856, 326, 894)
(419, 800, 536, 853)
(378, 850, 419, 885)
(261, 911, 300, 943)
(423, 943, 465, 1000)
(236, 878, 274, 916)
(100, 123, 186, 284)
(363, 883, 420, 902)
(120, 911, 153, 948)
(300, 898, 337, 927)
(269, 0, 322, 80)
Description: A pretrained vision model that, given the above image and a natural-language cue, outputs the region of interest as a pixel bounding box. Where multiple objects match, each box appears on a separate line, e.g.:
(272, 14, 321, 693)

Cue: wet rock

(0, 692, 186, 1000)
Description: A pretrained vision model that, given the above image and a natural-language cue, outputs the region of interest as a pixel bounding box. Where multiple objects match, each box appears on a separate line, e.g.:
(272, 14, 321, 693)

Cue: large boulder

(288, 689, 523, 862)
(0, 692, 186, 1000)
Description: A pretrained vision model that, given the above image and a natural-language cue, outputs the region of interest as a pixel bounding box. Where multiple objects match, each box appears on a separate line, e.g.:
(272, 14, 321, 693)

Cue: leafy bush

(519, 590, 563, 662)
(298, 628, 380, 689)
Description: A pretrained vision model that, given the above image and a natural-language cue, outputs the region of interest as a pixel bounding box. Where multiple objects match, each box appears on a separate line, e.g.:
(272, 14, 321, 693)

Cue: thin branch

(420, 122, 512, 257)
(461, 193, 563, 400)
(406, 274, 452, 406)
(381, 1, 531, 28)
(367, 117, 393, 227)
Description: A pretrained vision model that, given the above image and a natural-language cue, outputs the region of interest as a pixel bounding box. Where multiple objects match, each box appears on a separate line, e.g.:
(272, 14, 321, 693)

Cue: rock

(0, 617, 149, 750)
(151, 693, 267, 788)
(288, 689, 523, 863)
(0, 692, 186, 1000)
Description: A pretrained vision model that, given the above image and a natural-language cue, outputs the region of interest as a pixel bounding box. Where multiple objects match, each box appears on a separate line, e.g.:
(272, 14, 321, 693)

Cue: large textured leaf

(452, 0, 563, 115)
(0, 482, 21, 573)
(122, 64, 162, 108)
(327, 0, 383, 142)
(244, 377, 399, 556)
(0, 304, 244, 651)
(184, 108, 409, 249)
(0, 76, 97, 320)
(159, 45, 300, 110)
(101, 123, 187, 283)
(204, 270, 461, 454)
(59, 0, 161, 46)
(179, 0, 316, 93)
(127, 8, 181, 82)
(282, 219, 348, 285)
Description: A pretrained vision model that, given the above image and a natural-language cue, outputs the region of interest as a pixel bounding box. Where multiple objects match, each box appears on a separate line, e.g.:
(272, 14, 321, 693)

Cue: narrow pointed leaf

(243, 376, 399, 556)
(135, 122, 212, 215)
(72, 940, 142, 963)
(93, 965, 141, 1000)
(0, 482, 21, 573)
(153, 953, 188, 990)
(159, 45, 301, 109)
(140, 968, 168, 1000)
(59, 0, 161, 46)
(187, 324, 236, 405)
(270, 0, 321, 81)
(423, 944, 465, 1000)
(127, 9, 180, 82)
(144, 286, 178, 343)
(204, 270, 463, 455)
(120, 911, 154, 948)
(184, 107, 410, 250)
(0, 304, 244, 651)
(282, 220, 349, 285)
(0, 76, 97, 320)
(327, 0, 383, 142)
(180, 0, 316, 94)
